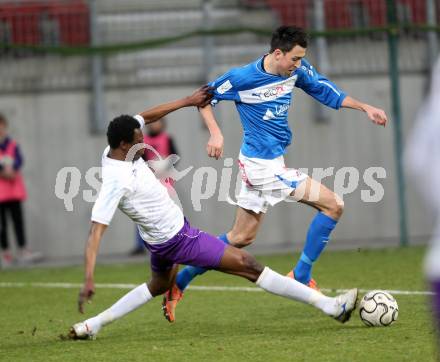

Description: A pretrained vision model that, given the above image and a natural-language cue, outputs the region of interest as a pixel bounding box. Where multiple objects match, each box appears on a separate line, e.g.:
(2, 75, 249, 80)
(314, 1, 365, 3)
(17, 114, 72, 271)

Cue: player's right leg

(69, 266, 177, 339)
(174, 207, 264, 292)
(288, 177, 343, 288)
(216, 246, 358, 323)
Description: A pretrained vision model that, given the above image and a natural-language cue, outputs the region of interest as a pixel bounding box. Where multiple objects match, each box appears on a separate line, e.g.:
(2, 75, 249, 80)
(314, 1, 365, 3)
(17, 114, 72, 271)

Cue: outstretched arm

(199, 104, 224, 159)
(78, 221, 108, 314)
(139, 85, 213, 125)
(342, 96, 388, 127)
(295, 59, 387, 127)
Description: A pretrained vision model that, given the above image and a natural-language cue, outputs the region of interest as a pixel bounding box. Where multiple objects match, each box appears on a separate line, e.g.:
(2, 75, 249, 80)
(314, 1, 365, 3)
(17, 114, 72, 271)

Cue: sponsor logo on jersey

(263, 109, 275, 121)
(217, 80, 233, 94)
(262, 103, 290, 121)
(238, 76, 297, 104)
(253, 85, 286, 100)
(275, 103, 290, 116)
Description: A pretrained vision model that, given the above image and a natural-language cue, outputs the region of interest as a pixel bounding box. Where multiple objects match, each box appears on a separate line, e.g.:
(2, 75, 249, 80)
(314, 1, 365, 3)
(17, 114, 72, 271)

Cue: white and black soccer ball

(359, 290, 399, 327)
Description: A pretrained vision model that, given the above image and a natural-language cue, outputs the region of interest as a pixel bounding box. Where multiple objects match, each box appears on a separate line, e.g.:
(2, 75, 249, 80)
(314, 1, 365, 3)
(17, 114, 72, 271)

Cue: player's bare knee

(231, 232, 256, 248)
(333, 198, 344, 218)
(327, 197, 344, 220)
(147, 279, 171, 297)
(155, 284, 171, 296)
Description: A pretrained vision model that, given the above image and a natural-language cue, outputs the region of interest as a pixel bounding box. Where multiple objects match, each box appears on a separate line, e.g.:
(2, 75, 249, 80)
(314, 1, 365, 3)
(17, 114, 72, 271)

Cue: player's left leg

(70, 265, 177, 339)
(215, 245, 358, 323)
(289, 177, 343, 287)
(164, 224, 357, 323)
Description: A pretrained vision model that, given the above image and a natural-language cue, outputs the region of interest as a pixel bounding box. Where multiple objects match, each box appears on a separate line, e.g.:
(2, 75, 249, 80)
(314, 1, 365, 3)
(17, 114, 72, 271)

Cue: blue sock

(175, 233, 230, 291)
(294, 212, 337, 284)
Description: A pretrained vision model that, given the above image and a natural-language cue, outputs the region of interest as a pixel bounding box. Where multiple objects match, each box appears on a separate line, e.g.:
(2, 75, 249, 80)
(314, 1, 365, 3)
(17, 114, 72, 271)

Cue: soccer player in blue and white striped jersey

(164, 26, 388, 323)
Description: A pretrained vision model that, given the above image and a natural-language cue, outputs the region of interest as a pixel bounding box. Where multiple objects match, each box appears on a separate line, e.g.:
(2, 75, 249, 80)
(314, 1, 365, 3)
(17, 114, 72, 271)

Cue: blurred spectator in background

(405, 58, 440, 347)
(130, 118, 178, 256)
(0, 113, 42, 268)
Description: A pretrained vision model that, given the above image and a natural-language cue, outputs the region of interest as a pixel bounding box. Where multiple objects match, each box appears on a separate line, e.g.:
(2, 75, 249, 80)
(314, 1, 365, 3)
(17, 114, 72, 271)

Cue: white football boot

(69, 320, 100, 340)
(332, 288, 358, 323)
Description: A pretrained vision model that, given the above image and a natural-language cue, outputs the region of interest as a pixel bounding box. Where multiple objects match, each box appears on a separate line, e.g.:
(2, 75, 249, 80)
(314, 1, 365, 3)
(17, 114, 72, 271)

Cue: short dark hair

(0, 113, 7, 126)
(107, 115, 140, 149)
(270, 26, 308, 53)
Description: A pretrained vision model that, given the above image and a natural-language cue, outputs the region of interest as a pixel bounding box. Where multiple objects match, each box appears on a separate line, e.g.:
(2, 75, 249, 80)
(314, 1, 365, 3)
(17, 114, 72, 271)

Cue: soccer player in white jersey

(406, 57, 440, 343)
(166, 25, 387, 322)
(68, 87, 358, 339)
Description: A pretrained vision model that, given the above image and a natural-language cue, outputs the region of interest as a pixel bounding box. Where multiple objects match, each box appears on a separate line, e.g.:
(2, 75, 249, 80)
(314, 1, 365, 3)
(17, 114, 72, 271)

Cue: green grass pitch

(0, 246, 437, 361)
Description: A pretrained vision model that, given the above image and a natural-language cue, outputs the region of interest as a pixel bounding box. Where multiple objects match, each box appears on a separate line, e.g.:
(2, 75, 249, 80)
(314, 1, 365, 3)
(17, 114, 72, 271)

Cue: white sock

(86, 283, 153, 332)
(256, 267, 338, 316)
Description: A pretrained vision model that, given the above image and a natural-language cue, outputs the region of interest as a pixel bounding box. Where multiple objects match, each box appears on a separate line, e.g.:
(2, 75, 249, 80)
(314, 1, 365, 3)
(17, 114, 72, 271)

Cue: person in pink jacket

(0, 114, 41, 268)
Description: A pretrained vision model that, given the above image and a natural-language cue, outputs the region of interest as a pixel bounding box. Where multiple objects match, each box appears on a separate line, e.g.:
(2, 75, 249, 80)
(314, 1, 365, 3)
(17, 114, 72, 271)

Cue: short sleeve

(209, 68, 241, 105)
(295, 59, 346, 110)
(91, 180, 128, 225)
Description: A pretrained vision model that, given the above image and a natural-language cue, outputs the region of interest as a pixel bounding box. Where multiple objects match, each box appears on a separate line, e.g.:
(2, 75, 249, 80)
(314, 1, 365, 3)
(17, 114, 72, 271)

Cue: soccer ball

(359, 290, 399, 327)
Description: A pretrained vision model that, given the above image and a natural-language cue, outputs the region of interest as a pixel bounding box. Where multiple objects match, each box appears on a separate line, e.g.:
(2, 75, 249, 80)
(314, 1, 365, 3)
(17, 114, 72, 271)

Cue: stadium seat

(0, 1, 89, 46)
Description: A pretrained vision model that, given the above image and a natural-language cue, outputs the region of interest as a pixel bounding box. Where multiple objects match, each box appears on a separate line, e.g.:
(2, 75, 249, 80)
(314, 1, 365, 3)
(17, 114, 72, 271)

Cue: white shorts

(236, 152, 308, 214)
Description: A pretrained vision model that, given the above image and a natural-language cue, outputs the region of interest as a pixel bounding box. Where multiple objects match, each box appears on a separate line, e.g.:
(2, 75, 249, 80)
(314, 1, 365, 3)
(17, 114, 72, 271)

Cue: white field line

(0, 282, 434, 296)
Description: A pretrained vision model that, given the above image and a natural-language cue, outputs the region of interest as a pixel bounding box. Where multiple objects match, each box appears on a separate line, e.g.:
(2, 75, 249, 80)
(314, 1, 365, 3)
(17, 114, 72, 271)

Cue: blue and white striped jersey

(209, 57, 346, 159)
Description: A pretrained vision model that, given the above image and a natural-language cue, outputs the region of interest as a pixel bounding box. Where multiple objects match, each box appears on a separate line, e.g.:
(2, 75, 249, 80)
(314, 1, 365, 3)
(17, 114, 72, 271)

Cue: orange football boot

(162, 284, 184, 323)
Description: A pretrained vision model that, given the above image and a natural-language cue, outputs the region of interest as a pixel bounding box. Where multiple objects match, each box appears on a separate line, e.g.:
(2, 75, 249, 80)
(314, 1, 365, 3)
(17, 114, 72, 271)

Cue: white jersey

(91, 146, 184, 245)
